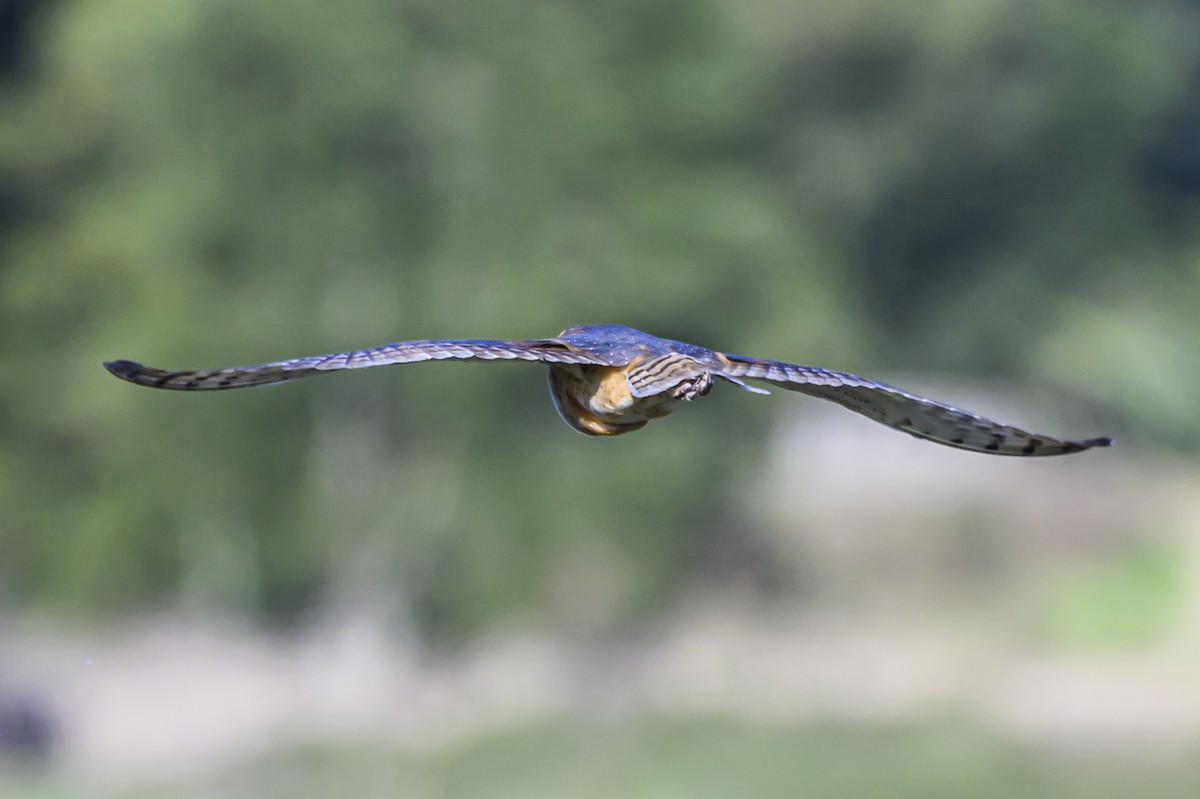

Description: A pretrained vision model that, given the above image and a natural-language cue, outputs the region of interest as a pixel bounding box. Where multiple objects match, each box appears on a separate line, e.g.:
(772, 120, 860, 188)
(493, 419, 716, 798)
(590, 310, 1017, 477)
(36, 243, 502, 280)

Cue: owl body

(548, 364, 655, 435)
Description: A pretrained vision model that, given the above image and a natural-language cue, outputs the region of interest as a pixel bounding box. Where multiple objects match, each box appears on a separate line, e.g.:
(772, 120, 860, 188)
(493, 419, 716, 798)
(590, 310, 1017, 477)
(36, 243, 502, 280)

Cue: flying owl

(104, 324, 1111, 456)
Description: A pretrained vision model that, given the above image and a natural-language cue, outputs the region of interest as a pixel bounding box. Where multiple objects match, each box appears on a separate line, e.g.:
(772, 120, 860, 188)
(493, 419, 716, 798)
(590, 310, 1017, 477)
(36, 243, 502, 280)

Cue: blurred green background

(1, 0, 1199, 796)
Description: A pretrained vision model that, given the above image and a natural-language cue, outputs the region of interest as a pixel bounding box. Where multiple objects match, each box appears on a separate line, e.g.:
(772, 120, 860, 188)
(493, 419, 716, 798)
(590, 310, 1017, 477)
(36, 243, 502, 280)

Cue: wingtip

(1087, 436, 1114, 448)
(104, 359, 141, 379)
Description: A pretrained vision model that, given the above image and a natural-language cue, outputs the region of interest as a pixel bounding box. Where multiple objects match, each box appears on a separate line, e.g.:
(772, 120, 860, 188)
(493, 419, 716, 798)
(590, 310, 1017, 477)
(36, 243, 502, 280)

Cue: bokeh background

(2, 0, 1199, 796)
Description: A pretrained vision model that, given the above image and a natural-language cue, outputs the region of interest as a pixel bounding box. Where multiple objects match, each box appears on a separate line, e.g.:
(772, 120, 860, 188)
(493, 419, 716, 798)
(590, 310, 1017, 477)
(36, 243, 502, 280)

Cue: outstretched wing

(105, 338, 608, 391)
(717, 354, 1111, 457)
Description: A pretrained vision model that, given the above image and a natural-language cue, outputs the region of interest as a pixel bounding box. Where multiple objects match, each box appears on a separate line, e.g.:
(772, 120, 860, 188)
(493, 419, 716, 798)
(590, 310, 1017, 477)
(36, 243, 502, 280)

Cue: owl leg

(671, 373, 713, 401)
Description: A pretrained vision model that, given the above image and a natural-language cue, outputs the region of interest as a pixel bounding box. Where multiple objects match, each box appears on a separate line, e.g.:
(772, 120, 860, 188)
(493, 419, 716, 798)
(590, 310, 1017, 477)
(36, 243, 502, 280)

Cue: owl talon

(672, 374, 713, 401)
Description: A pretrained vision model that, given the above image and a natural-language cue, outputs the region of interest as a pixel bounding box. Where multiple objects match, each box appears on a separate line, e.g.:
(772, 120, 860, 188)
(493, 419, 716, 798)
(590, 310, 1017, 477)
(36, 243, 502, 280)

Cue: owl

(106, 324, 1110, 456)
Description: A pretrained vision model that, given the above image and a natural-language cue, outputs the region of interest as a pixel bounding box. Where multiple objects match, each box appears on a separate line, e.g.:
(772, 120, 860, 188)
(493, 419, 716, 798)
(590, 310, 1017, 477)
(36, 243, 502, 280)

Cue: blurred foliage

(1, 0, 1199, 635)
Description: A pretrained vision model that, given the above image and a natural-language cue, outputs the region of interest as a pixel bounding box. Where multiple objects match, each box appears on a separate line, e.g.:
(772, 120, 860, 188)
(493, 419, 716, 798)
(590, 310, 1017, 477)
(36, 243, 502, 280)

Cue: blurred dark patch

(0, 0, 53, 80)
(0, 170, 27, 246)
(1141, 73, 1200, 229)
(859, 156, 1024, 328)
(686, 521, 793, 600)
(199, 13, 298, 108)
(775, 35, 918, 118)
(984, 30, 1039, 75)
(620, 0, 720, 61)
(0, 0, 52, 248)
(0, 693, 55, 763)
(575, 0, 721, 64)
(325, 110, 441, 257)
(1, 143, 112, 281)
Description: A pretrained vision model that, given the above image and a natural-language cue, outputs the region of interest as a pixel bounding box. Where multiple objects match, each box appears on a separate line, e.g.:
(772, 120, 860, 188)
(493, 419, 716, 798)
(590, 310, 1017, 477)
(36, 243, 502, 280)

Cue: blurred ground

(3, 406, 1198, 796)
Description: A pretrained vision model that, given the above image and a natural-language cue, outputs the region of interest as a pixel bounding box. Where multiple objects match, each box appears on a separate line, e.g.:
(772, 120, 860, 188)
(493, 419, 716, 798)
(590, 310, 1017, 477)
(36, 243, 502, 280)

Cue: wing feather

(718, 354, 1111, 457)
(104, 338, 605, 391)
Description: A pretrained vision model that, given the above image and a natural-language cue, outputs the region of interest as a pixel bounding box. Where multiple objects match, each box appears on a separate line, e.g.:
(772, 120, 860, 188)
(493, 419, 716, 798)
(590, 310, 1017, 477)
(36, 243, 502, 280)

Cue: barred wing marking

(104, 338, 607, 391)
(625, 353, 710, 398)
(718, 354, 1112, 457)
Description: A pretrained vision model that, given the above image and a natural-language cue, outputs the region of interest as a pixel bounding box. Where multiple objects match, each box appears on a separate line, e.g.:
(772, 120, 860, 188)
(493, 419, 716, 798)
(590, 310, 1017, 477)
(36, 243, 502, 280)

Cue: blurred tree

(0, 0, 1197, 636)
(755, 0, 1200, 369)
